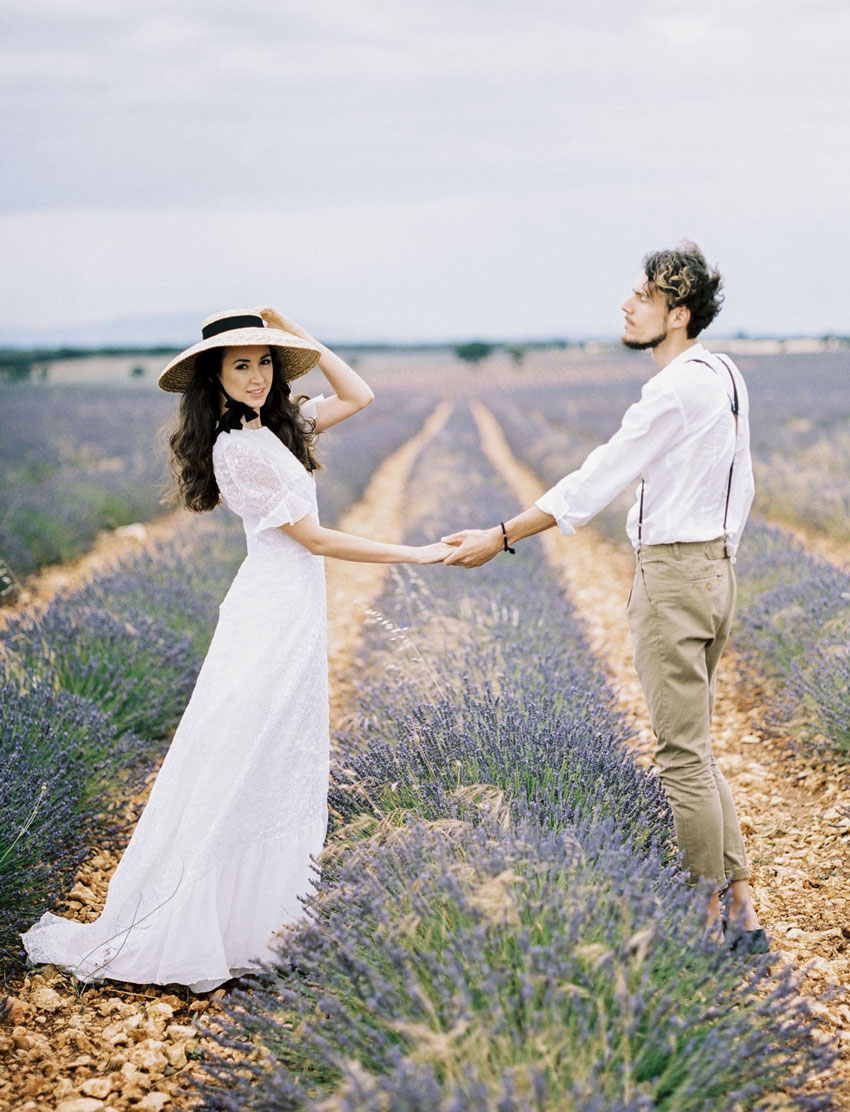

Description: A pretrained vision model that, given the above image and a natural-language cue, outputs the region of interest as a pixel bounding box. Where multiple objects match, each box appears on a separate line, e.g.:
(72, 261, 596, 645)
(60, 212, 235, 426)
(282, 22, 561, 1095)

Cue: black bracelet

(500, 522, 516, 554)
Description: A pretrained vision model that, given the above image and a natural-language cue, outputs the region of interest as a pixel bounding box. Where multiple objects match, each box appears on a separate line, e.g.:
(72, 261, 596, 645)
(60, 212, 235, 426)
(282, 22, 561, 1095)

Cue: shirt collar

(664, 342, 709, 372)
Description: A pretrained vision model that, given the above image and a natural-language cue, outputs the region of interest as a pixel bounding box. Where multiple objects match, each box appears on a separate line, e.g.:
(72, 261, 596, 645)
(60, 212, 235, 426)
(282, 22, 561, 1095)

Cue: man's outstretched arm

(441, 505, 556, 567)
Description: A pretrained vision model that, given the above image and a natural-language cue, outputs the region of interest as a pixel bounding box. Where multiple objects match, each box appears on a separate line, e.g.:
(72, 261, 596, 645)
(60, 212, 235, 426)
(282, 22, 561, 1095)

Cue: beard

(621, 328, 667, 351)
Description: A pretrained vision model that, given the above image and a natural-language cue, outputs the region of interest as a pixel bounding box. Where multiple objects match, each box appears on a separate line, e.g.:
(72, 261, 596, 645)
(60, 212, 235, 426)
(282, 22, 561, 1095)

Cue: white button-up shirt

(534, 343, 755, 560)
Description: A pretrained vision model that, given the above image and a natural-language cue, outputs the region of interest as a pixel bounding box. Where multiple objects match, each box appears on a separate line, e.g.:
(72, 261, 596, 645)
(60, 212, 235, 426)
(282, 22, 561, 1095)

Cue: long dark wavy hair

(168, 347, 320, 512)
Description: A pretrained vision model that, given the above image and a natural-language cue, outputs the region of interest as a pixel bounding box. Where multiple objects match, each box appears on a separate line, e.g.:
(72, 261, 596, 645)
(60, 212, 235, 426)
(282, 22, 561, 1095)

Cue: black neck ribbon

(215, 394, 259, 437)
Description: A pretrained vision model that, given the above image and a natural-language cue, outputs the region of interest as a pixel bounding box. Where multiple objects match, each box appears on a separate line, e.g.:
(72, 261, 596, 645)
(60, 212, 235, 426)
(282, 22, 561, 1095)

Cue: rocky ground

(0, 404, 450, 1112)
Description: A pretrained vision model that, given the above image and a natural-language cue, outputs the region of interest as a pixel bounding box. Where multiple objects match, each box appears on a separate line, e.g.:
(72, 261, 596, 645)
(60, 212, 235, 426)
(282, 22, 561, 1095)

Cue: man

(443, 242, 767, 951)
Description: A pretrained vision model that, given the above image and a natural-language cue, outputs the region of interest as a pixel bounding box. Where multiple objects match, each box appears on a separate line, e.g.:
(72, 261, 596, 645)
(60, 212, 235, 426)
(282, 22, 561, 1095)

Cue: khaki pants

(626, 537, 749, 889)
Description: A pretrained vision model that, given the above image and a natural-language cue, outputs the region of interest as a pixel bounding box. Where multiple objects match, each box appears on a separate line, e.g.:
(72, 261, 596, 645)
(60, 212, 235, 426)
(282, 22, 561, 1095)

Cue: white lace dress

(22, 409, 329, 992)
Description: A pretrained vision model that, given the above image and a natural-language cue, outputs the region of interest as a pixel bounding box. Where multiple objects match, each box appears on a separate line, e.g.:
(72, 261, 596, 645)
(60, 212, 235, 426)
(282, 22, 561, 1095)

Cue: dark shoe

(726, 925, 770, 955)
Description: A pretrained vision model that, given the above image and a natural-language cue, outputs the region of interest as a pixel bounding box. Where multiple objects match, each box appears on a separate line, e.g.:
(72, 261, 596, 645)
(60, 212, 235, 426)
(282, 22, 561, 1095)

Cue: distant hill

(2, 310, 847, 355)
(0, 312, 203, 349)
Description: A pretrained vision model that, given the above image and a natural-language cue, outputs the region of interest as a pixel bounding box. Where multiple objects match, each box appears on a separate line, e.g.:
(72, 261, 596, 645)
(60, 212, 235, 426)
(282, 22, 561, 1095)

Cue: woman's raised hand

(259, 307, 308, 339)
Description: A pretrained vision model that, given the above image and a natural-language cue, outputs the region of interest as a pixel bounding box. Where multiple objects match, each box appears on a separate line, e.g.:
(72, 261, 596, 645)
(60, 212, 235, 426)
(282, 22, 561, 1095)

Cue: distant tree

(0, 354, 33, 381)
(454, 341, 494, 367)
(130, 364, 146, 378)
(505, 344, 526, 368)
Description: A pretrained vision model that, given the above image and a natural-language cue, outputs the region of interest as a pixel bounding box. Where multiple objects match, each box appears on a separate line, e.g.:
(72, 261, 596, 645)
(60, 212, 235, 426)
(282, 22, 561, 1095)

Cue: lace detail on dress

(214, 429, 316, 532)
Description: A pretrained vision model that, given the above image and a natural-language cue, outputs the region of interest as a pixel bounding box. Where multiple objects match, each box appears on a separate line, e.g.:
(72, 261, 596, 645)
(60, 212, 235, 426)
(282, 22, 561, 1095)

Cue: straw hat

(157, 309, 323, 393)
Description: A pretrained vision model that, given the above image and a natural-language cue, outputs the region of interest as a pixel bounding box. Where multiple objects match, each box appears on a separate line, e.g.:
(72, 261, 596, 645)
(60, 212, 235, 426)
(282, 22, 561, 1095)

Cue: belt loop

(673, 542, 681, 559)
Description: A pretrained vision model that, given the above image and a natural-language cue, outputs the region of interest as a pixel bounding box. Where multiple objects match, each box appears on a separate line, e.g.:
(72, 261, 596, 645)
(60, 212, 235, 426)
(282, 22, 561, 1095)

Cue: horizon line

(2, 332, 849, 356)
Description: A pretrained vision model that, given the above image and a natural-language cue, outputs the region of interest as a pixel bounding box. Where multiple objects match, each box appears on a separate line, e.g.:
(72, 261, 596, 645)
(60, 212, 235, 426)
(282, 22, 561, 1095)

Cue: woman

(22, 308, 449, 991)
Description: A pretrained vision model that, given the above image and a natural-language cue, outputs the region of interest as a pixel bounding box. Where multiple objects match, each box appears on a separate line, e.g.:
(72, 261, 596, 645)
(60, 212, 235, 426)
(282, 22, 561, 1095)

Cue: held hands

(440, 526, 503, 568)
(413, 542, 457, 564)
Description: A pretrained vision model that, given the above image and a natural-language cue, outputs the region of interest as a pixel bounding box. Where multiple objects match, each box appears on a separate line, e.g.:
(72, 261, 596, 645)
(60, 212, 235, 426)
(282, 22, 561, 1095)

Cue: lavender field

(196, 409, 833, 1111)
(1, 346, 847, 1110)
(0, 383, 175, 583)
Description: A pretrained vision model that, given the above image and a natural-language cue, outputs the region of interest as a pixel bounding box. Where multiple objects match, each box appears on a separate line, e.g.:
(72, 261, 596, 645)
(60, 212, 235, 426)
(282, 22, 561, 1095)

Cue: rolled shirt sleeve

(535, 377, 685, 534)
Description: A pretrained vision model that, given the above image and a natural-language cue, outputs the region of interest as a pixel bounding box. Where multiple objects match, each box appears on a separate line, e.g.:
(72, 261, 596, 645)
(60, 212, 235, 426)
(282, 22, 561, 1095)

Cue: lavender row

(327, 412, 669, 858)
(197, 409, 830, 1111)
(734, 522, 850, 756)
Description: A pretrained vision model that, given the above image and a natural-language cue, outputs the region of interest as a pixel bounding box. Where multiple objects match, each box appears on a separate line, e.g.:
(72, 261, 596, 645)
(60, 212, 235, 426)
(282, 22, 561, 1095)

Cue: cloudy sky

(2, 0, 848, 345)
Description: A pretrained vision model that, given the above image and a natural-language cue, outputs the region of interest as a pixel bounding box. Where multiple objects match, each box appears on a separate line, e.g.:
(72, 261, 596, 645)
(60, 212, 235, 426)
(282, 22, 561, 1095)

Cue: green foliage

(505, 344, 526, 367)
(0, 353, 33, 381)
(454, 341, 494, 366)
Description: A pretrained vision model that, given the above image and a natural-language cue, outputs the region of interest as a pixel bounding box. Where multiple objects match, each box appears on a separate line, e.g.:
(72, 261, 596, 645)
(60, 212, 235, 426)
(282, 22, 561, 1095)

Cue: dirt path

(472, 400, 850, 1106)
(325, 401, 453, 740)
(0, 401, 452, 1112)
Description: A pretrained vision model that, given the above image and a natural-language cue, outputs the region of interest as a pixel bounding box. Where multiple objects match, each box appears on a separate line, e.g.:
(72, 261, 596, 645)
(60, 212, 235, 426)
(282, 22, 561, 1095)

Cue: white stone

(164, 1023, 197, 1041)
(80, 1078, 113, 1099)
(137, 1093, 172, 1111)
(31, 986, 63, 1012)
(55, 1099, 106, 1112)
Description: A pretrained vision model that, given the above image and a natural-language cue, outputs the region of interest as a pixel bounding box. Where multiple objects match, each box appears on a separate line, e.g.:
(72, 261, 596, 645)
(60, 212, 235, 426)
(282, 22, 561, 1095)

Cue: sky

(2, 0, 849, 345)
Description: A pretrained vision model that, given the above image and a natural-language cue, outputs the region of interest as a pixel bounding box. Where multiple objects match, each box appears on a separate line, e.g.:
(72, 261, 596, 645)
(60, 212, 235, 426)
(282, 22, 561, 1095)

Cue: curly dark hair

(167, 347, 320, 513)
(643, 241, 724, 338)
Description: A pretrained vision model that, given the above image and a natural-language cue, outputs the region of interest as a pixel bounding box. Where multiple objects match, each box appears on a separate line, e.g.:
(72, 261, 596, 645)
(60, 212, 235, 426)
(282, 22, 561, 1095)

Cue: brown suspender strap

(713, 356, 739, 530)
(638, 479, 645, 546)
(694, 356, 739, 531)
(636, 355, 739, 543)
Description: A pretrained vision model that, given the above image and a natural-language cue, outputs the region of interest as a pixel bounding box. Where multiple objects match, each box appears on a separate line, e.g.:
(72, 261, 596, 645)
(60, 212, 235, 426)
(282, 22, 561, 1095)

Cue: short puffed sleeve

(298, 394, 325, 423)
(214, 437, 313, 533)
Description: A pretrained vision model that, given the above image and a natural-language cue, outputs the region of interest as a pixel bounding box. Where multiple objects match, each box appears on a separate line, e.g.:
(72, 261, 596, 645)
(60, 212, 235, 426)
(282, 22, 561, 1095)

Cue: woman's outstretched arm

(259, 307, 374, 432)
(281, 513, 451, 565)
